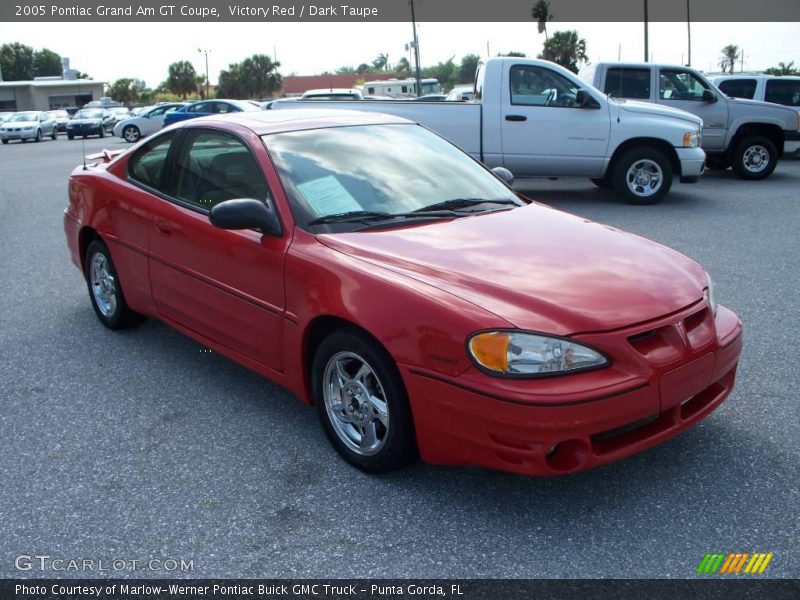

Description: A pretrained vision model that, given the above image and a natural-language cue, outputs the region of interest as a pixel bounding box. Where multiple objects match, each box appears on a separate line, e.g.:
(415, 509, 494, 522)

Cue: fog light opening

(545, 439, 590, 472)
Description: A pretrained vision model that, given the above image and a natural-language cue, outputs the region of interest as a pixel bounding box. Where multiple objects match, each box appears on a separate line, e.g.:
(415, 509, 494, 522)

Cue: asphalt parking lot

(0, 135, 797, 579)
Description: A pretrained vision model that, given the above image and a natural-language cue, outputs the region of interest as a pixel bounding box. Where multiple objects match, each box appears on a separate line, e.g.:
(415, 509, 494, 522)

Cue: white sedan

(112, 103, 186, 142)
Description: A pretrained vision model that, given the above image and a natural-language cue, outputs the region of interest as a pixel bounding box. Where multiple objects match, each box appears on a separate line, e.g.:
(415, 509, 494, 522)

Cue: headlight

(683, 131, 701, 148)
(705, 273, 718, 316)
(467, 331, 609, 377)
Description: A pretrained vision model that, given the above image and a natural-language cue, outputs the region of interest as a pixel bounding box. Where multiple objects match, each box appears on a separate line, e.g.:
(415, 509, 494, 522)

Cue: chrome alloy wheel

(742, 144, 769, 174)
(89, 252, 117, 317)
(625, 158, 663, 198)
(322, 351, 390, 456)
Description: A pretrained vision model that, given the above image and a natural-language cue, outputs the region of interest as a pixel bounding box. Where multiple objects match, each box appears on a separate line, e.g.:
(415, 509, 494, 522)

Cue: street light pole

(686, 0, 692, 66)
(643, 0, 649, 62)
(410, 0, 422, 97)
(198, 48, 210, 99)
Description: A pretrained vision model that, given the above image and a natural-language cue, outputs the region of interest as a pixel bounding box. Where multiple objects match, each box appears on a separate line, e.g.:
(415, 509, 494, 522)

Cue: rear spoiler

(85, 148, 125, 164)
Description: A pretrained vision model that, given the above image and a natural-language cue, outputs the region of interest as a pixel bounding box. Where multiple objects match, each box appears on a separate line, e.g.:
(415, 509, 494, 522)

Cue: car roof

(186, 108, 413, 135)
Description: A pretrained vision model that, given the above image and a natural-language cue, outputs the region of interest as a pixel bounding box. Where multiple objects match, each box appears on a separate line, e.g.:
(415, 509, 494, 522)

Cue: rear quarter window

(718, 79, 757, 99)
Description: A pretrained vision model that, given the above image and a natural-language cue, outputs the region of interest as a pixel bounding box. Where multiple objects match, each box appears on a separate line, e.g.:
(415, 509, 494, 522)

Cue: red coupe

(64, 110, 743, 476)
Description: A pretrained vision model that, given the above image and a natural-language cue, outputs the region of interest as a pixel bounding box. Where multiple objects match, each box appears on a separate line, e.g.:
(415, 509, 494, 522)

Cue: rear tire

(122, 125, 141, 143)
(98, 127, 105, 138)
(84, 240, 144, 330)
(51, 129, 57, 140)
(1, 139, 7, 144)
(312, 328, 418, 473)
(67, 133, 74, 140)
(731, 135, 777, 180)
(612, 147, 673, 205)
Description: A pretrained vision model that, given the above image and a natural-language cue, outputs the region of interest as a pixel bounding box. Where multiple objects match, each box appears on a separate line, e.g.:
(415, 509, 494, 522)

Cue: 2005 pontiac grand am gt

(64, 109, 743, 476)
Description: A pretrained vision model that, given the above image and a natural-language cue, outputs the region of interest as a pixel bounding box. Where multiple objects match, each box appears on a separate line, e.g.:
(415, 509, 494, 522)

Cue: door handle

(505, 115, 527, 122)
(155, 220, 173, 235)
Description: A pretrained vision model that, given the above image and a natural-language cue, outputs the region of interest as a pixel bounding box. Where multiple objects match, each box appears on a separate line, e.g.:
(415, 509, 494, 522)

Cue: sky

(5, 21, 799, 88)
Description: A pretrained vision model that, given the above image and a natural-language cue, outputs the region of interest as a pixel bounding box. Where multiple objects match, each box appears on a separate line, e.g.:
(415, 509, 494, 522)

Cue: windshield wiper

(411, 198, 520, 213)
(308, 211, 394, 225)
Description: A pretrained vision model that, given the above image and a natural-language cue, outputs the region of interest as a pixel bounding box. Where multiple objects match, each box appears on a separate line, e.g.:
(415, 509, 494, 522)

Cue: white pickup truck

(270, 57, 706, 205)
(581, 62, 800, 177)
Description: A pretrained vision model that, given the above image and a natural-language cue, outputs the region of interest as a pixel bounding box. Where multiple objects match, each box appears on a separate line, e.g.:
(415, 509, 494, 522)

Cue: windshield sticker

(297, 175, 361, 216)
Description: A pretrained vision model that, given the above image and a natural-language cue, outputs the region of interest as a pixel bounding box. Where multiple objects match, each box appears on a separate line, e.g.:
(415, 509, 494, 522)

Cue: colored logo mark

(696, 552, 773, 574)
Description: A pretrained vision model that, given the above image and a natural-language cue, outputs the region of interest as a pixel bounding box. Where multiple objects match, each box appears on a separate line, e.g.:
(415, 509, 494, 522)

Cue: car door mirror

(491, 167, 514, 185)
(702, 89, 717, 103)
(575, 89, 599, 108)
(209, 198, 282, 236)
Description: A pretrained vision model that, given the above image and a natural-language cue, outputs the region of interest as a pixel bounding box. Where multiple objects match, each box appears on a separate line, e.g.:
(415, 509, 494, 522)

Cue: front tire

(67, 133, 74, 140)
(51, 129, 57, 140)
(34, 129, 42, 142)
(731, 135, 777, 180)
(98, 127, 105, 138)
(122, 125, 141, 143)
(312, 329, 417, 473)
(84, 240, 144, 330)
(612, 147, 673, 205)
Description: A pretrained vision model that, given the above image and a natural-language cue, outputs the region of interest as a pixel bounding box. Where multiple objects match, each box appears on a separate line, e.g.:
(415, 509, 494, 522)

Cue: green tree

(538, 30, 588, 73)
(719, 45, 741, 74)
(531, 0, 553, 39)
(335, 65, 357, 74)
(372, 53, 390, 71)
(356, 63, 373, 74)
(497, 51, 527, 57)
(423, 58, 459, 91)
(33, 48, 62, 77)
(107, 78, 146, 104)
(217, 55, 282, 99)
(459, 54, 480, 84)
(395, 57, 411, 76)
(166, 60, 198, 99)
(0, 42, 35, 81)
(764, 61, 799, 76)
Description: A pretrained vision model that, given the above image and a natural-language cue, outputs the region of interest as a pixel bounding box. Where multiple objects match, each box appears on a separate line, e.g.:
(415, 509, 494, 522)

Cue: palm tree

(395, 57, 411, 76)
(240, 54, 282, 98)
(538, 30, 588, 73)
(372, 53, 389, 71)
(764, 61, 799, 76)
(719, 45, 741, 74)
(531, 0, 552, 39)
(167, 61, 198, 99)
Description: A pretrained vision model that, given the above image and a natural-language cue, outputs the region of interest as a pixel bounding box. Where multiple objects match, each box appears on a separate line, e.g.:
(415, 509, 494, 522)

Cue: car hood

(3, 120, 37, 127)
(613, 98, 703, 126)
(317, 205, 707, 335)
(70, 118, 102, 124)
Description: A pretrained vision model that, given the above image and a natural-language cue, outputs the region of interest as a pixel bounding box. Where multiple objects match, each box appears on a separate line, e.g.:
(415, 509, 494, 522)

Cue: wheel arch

(78, 226, 103, 277)
(607, 137, 681, 177)
(729, 123, 784, 157)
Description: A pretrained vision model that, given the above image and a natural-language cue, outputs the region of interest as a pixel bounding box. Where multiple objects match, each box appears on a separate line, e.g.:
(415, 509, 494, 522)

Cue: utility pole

(643, 0, 649, 62)
(410, 0, 422, 97)
(686, 0, 692, 66)
(198, 48, 210, 99)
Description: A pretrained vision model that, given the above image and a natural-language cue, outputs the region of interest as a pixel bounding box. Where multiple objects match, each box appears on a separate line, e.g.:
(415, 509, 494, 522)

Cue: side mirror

(575, 89, 598, 108)
(491, 167, 514, 186)
(702, 89, 717, 103)
(209, 198, 282, 236)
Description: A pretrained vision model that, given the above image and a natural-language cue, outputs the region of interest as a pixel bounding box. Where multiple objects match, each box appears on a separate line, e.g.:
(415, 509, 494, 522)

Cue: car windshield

(49, 110, 69, 118)
(74, 110, 104, 119)
(266, 123, 520, 232)
(10, 112, 38, 122)
(110, 107, 129, 114)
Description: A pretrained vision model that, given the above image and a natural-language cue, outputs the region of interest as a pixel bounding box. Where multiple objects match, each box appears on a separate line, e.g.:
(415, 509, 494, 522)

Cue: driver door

(145, 128, 290, 371)
(500, 64, 610, 177)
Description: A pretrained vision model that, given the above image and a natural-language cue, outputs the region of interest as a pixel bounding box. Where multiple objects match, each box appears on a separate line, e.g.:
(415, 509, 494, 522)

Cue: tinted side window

(173, 130, 269, 211)
(474, 61, 485, 101)
(604, 68, 651, 99)
(765, 79, 800, 107)
(659, 70, 710, 101)
(510, 65, 582, 107)
(128, 132, 176, 192)
(718, 79, 757, 99)
(187, 102, 209, 113)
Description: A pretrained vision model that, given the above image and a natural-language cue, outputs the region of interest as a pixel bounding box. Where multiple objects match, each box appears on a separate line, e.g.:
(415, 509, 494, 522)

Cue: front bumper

(676, 146, 706, 179)
(402, 302, 743, 476)
(1, 129, 36, 140)
(67, 125, 103, 136)
(784, 131, 800, 158)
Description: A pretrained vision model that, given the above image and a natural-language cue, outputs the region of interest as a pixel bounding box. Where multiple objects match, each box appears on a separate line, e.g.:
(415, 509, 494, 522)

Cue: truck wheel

(589, 177, 612, 189)
(612, 147, 673, 205)
(731, 135, 777, 180)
